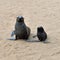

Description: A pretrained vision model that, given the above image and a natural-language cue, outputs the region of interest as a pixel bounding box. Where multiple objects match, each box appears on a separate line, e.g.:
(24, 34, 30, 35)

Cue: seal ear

(16, 17, 19, 22)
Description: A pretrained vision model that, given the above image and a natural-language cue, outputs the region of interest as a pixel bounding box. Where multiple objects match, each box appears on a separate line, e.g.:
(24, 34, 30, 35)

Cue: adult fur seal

(33, 26, 47, 41)
(11, 16, 31, 40)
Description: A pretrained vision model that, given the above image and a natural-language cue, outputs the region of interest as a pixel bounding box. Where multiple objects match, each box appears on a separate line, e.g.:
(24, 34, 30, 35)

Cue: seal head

(16, 16, 24, 23)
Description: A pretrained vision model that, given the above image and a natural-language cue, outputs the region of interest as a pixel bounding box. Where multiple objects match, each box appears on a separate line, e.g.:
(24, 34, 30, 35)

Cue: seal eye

(17, 16, 24, 22)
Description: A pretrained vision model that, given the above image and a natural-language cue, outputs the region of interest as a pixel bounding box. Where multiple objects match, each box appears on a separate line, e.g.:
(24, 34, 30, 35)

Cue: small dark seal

(11, 16, 31, 40)
(33, 26, 47, 41)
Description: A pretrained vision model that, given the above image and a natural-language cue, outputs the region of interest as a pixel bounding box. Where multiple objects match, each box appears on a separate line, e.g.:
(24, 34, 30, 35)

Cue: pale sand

(0, 0, 60, 60)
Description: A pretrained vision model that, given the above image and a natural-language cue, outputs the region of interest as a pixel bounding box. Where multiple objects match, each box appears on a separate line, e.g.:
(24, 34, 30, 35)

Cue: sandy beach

(0, 0, 60, 60)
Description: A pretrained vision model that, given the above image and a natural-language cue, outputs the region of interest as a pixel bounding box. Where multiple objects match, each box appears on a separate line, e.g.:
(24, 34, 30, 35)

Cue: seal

(33, 26, 47, 41)
(11, 16, 31, 40)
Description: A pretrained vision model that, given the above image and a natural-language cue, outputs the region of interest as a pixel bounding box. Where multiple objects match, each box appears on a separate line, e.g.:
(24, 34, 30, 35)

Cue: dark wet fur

(37, 26, 47, 41)
(15, 16, 31, 40)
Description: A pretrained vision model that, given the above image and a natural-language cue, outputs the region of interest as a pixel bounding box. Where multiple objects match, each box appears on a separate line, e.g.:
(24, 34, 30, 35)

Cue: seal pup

(11, 16, 31, 40)
(33, 26, 47, 41)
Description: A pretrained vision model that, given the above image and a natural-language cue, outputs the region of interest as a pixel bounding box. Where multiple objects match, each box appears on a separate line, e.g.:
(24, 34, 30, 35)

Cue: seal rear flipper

(26, 27, 31, 36)
(22, 27, 30, 40)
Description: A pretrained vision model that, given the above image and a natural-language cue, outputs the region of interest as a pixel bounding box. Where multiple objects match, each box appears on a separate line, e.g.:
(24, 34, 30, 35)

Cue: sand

(0, 0, 60, 60)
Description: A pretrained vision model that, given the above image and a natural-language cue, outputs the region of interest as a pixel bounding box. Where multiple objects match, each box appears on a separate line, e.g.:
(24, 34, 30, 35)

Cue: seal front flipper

(11, 30, 15, 37)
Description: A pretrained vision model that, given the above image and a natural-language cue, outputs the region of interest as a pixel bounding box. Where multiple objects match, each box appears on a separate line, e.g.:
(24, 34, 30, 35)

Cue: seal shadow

(7, 37, 16, 41)
(7, 37, 50, 44)
(26, 39, 50, 44)
(26, 40, 40, 42)
(26, 34, 51, 44)
(7, 33, 50, 44)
